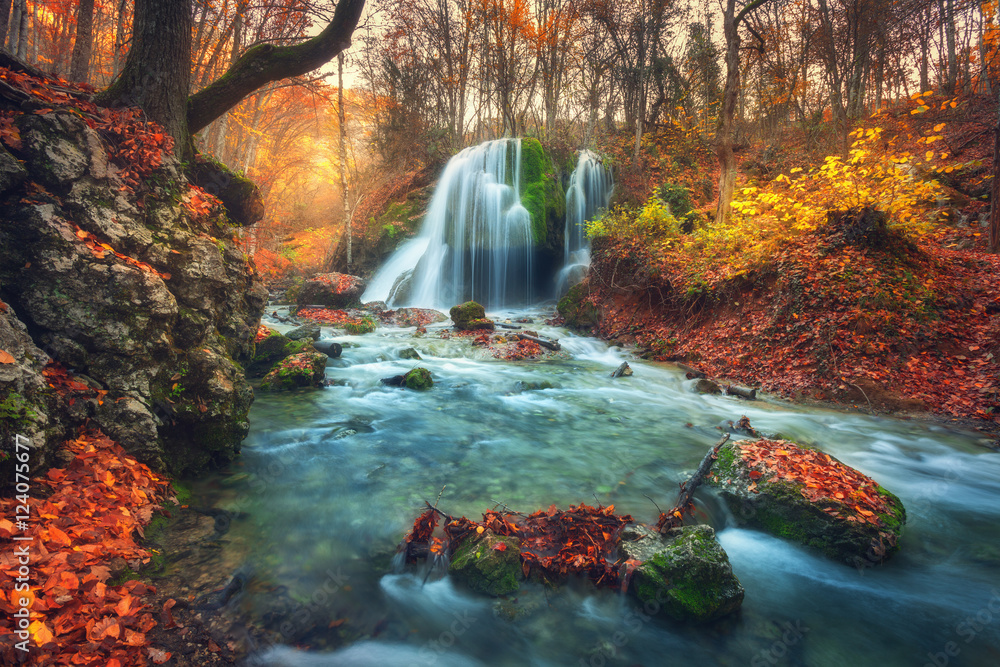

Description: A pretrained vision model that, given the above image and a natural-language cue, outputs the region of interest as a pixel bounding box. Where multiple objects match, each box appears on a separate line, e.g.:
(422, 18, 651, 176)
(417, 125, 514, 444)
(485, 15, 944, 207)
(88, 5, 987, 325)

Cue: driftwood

(610, 361, 632, 378)
(495, 323, 522, 330)
(725, 384, 758, 400)
(676, 362, 706, 379)
(657, 433, 730, 532)
(515, 333, 561, 351)
(380, 375, 405, 386)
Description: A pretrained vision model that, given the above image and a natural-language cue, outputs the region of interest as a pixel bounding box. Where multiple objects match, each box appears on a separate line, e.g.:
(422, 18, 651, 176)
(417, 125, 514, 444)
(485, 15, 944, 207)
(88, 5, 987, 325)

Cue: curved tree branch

(186, 0, 365, 135)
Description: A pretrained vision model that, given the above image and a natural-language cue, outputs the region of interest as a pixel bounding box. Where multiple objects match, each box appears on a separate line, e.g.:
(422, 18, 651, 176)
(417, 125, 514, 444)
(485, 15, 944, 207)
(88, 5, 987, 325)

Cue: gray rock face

(0, 144, 27, 195)
(0, 302, 68, 475)
(620, 524, 744, 623)
(0, 109, 266, 475)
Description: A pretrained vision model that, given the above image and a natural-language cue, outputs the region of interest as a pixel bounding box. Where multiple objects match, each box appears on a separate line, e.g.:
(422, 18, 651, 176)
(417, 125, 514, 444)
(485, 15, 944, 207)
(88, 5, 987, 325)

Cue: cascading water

(362, 139, 534, 310)
(555, 149, 613, 297)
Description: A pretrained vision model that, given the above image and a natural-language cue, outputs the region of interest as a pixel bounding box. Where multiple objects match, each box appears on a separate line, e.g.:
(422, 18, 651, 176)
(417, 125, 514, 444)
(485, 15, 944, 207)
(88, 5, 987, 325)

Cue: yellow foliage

(587, 196, 682, 247)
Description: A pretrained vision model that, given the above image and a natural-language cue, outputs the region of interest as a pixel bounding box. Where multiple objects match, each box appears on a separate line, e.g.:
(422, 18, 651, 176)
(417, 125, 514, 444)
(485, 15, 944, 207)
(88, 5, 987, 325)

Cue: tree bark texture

(95, 0, 192, 154)
(70, 0, 96, 83)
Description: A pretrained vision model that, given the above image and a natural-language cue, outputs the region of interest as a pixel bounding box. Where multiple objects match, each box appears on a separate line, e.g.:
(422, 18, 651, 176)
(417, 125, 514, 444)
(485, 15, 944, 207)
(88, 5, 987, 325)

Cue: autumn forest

(1, 0, 999, 665)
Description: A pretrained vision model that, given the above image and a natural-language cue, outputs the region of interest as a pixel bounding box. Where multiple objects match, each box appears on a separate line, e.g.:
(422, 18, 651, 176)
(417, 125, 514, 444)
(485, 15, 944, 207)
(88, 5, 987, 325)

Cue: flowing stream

(192, 308, 1000, 667)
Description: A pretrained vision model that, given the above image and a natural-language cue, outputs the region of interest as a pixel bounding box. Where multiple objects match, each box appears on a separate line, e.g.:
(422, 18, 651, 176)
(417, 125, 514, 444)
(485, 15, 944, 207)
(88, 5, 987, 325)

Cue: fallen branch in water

(657, 433, 730, 532)
(515, 333, 561, 351)
(610, 361, 632, 378)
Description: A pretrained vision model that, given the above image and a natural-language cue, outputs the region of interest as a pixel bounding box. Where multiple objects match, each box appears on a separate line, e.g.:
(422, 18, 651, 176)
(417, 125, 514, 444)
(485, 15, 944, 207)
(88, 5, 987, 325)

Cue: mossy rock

(449, 530, 521, 596)
(519, 138, 565, 247)
(467, 318, 495, 331)
(248, 331, 315, 377)
(706, 439, 907, 566)
(344, 316, 376, 335)
(187, 156, 264, 226)
(449, 301, 486, 329)
(259, 352, 327, 391)
(557, 282, 599, 330)
(621, 524, 744, 623)
(402, 367, 433, 390)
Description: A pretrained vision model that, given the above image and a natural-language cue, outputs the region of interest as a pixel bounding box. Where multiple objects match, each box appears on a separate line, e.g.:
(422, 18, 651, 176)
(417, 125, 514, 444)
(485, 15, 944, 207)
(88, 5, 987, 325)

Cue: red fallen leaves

(297, 308, 351, 325)
(73, 225, 171, 280)
(737, 439, 892, 526)
(254, 325, 271, 343)
(42, 362, 108, 406)
(589, 232, 1000, 425)
(0, 428, 174, 665)
(407, 503, 633, 589)
(181, 185, 223, 221)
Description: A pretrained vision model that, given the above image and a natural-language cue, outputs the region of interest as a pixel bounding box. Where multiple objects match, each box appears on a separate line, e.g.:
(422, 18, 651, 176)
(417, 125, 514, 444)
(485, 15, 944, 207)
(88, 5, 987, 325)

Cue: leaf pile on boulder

(708, 438, 906, 564)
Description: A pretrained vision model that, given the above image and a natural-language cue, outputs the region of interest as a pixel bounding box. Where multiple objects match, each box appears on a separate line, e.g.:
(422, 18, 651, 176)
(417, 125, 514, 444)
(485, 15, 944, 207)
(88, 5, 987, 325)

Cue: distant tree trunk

(338, 52, 351, 266)
(69, 0, 96, 83)
(942, 0, 958, 94)
(6, 0, 18, 52)
(14, 0, 25, 60)
(112, 0, 128, 76)
(716, 0, 772, 226)
(991, 88, 1000, 252)
(0, 0, 11, 48)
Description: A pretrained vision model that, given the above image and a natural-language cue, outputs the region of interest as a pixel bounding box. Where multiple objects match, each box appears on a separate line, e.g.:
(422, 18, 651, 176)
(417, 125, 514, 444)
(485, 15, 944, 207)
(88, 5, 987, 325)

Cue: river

(193, 306, 1000, 667)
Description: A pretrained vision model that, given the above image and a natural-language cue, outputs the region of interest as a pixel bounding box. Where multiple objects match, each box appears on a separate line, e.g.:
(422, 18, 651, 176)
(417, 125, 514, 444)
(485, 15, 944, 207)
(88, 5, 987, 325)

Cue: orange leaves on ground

(297, 308, 352, 325)
(73, 225, 171, 280)
(0, 426, 173, 666)
(738, 439, 892, 526)
(254, 325, 272, 343)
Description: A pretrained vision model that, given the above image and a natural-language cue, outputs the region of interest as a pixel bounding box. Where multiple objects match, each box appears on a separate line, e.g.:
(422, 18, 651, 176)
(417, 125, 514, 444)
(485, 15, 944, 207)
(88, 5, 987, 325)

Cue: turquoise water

(199, 308, 1000, 666)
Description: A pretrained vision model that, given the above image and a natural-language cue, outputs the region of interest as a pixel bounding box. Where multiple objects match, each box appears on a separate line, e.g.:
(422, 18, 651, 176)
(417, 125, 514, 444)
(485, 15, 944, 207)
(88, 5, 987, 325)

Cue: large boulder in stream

(707, 438, 906, 566)
(449, 529, 522, 596)
(449, 301, 490, 330)
(620, 524, 744, 623)
(296, 272, 366, 309)
(259, 352, 327, 391)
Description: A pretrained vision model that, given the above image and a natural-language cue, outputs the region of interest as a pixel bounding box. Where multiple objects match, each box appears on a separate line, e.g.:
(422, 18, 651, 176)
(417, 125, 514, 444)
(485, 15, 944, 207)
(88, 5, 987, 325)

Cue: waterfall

(362, 139, 534, 310)
(555, 150, 613, 297)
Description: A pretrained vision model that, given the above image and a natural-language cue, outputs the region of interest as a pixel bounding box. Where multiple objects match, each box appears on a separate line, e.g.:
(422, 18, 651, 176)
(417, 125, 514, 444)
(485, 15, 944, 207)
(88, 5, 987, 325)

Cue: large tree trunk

(95, 0, 192, 155)
(69, 0, 95, 83)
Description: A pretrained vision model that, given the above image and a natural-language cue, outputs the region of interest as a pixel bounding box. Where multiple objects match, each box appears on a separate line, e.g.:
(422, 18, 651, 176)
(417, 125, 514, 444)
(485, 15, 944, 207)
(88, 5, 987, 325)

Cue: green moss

(519, 138, 565, 245)
(557, 283, 599, 329)
(344, 316, 376, 335)
(403, 367, 433, 390)
(449, 532, 521, 596)
(449, 300, 486, 329)
(0, 391, 36, 426)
